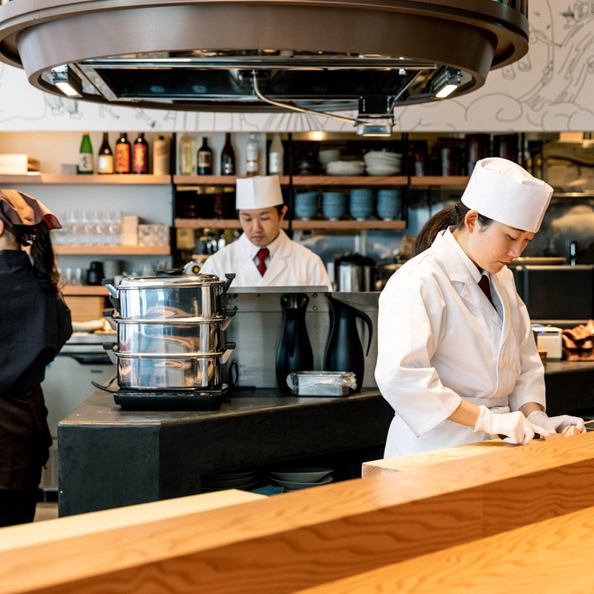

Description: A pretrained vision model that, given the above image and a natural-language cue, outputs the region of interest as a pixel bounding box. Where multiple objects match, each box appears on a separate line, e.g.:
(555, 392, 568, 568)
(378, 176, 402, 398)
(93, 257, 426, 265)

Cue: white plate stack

(364, 151, 402, 176)
(201, 469, 260, 492)
(326, 160, 365, 176)
(268, 467, 334, 491)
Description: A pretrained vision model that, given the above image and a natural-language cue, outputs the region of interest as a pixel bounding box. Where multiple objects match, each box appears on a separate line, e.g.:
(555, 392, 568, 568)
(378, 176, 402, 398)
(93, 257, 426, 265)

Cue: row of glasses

(52, 209, 123, 245)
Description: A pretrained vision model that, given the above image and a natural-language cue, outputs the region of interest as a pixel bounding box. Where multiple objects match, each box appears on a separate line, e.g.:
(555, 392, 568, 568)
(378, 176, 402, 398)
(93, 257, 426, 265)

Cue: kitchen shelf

(409, 176, 469, 187)
(55, 245, 171, 255)
(175, 218, 406, 231)
(0, 174, 171, 185)
(62, 285, 108, 296)
(174, 175, 408, 187)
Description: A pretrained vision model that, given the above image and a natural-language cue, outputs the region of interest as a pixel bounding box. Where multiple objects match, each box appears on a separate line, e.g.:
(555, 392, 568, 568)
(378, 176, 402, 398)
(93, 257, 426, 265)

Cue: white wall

(0, 2, 592, 132)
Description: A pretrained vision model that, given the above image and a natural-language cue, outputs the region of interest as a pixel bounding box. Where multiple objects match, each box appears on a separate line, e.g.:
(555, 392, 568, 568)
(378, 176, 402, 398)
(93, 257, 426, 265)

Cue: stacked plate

(268, 467, 334, 491)
(326, 160, 365, 176)
(201, 469, 260, 492)
(364, 151, 402, 176)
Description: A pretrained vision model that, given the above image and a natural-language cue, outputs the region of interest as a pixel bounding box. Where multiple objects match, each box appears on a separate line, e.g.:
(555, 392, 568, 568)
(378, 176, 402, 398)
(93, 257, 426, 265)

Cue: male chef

(200, 175, 332, 289)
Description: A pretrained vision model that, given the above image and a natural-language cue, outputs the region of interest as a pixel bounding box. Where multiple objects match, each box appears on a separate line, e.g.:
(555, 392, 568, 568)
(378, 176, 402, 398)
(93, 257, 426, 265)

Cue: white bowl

(366, 165, 401, 176)
(269, 467, 333, 482)
(319, 149, 340, 165)
(270, 475, 334, 489)
(326, 160, 365, 176)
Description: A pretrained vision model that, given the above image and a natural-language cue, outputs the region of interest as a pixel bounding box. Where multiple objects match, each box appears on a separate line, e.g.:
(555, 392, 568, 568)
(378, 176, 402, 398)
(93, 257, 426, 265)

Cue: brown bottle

(132, 132, 149, 174)
(220, 133, 235, 175)
(197, 136, 213, 175)
(114, 132, 131, 174)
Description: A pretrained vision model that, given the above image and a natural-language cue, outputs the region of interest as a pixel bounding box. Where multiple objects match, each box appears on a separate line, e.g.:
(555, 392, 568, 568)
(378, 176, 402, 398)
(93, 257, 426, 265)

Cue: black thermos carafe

(323, 295, 373, 391)
(276, 293, 314, 393)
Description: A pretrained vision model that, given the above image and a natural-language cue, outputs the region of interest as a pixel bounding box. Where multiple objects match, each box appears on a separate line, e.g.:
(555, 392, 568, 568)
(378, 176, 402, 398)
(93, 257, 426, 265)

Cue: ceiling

(0, 0, 529, 131)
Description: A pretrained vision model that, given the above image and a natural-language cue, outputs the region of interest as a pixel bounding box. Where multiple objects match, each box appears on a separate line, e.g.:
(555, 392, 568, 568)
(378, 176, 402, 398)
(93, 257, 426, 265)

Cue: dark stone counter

(58, 361, 594, 516)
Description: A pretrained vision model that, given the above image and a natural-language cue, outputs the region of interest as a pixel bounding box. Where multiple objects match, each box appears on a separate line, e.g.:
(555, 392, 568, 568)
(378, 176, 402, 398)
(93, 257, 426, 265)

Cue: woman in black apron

(0, 190, 72, 526)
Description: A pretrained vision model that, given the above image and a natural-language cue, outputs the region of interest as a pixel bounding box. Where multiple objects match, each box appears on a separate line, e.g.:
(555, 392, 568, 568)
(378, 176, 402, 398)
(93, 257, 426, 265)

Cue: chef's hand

(473, 405, 550, 445)
(526, 410, 586, 433)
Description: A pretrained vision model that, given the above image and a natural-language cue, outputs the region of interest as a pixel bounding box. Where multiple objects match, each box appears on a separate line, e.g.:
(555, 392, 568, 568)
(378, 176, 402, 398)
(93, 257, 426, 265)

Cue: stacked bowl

(326, 160, 365, 176)
(294, 191, 319, 220)
(376, 188, 403, 220)
(364, 151, 402, 176)
(268, 467, 334, 491)
(201, 469, 261, 493)
(322, 191, 347, 220)
(349, 188, 374, 220)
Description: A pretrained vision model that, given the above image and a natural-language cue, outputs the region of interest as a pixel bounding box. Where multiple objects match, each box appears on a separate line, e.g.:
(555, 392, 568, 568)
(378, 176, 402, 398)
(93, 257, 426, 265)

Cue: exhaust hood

(0, 0, 528, 133)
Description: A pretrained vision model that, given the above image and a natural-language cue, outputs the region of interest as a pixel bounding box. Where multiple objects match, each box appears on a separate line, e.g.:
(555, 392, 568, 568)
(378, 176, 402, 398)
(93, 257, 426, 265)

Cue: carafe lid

(118, 274, 223, 289)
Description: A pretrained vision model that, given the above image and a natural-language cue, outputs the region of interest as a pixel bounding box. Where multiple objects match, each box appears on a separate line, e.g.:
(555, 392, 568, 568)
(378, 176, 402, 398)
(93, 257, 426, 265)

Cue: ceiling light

(50, 65, 82, 97)
(355, 122, 393, 138)
(433, 67, 462, 99)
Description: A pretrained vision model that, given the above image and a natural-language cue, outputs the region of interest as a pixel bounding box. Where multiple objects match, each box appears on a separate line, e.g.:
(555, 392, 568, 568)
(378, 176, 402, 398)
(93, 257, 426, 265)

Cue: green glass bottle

(78, 132, 94, 174)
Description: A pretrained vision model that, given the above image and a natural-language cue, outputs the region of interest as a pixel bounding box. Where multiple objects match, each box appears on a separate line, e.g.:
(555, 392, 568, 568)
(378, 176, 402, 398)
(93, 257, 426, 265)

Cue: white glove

(527, 410, 586, 434)
(474, 405, 550, 445)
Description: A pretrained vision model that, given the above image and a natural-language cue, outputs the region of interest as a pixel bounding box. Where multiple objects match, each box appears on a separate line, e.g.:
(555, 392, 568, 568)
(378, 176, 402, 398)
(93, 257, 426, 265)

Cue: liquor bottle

(246, 133, 260, 176)
(114, 132, 131, 174)
(178, 134, 194, 175)
(197, 136, 213, 175)
(97, 132, 114, 174)
(152, 135, 170, 175)
(77, 132, 93, 174)
(132, 132, 149, 174)
(220, 133, 236, 175)
(268, 133, 284, 175)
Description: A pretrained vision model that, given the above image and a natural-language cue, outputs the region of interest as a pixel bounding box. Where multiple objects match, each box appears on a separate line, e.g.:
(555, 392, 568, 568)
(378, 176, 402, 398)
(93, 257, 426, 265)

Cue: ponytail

(413, 202, 493, 256)
(12, 223, 60, 292)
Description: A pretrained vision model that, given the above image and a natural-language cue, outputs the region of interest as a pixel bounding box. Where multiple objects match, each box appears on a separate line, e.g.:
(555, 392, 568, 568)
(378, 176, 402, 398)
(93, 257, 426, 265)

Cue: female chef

(0, 190, 72, 526)
(375, 157, 585, 457)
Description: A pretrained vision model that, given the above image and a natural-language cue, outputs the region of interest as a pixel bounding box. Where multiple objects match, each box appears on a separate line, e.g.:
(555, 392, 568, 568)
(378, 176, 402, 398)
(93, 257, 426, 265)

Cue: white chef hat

(236, 175, 284, 210)
(461, 157, 553, 233)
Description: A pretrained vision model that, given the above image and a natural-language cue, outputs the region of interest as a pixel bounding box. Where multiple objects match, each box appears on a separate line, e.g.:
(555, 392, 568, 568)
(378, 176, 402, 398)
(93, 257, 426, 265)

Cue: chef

(200, 175, 331, 289)
(375, 157, 585, 457)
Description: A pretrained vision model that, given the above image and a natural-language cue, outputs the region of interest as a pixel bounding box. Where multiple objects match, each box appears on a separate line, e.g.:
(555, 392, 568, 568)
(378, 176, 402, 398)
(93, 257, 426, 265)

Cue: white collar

(242, 229, 285, 259)
(441, 227, 485, 283)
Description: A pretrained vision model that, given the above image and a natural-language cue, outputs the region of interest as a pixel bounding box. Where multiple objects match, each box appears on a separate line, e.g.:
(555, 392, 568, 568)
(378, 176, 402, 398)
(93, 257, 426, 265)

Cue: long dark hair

(11, 223, 61, 292)
(413, 202, 493, 256)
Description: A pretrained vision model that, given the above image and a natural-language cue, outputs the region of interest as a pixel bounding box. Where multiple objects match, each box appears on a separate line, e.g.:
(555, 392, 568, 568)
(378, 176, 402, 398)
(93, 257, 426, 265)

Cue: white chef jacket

(375, 228, 546, 456)
(200, 230, 332, 289)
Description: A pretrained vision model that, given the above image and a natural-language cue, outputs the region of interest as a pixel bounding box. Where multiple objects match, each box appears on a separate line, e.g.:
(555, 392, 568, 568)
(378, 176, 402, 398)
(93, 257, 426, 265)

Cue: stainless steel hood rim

(0, 0, 528, 112)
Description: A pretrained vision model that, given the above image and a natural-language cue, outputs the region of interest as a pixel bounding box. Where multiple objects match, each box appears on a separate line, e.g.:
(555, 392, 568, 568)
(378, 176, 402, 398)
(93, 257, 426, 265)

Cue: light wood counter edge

(2, 433, 594, 593)
(295, 504, 594, 594)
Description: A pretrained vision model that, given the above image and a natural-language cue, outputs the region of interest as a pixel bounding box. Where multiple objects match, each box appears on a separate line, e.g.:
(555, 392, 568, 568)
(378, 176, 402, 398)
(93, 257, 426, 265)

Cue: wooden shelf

(174, 175, 408, 187)
(0, 174, 171, 185)
(175, 218, 405, 231)
(62, 285, 108, 296)
(55, 245, 171, 255)
(409, 176, 469, 187)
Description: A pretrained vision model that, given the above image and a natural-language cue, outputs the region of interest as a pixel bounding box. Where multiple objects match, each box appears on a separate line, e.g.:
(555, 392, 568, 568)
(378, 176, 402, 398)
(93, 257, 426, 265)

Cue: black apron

(0, 250, 72, 489)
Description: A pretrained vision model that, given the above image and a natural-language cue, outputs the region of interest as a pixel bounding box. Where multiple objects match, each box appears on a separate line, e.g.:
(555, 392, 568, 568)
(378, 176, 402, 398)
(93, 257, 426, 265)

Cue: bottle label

(78, 153, 93, 173)
(198, 151, 211, 168)
(97, 154, 114, 174)
(246, 160, 259, 173)
(133, 145, 148, 173)
(115, 146, 130, 173)
(269, 153, 282, 174)
(221, 158, 235, 175)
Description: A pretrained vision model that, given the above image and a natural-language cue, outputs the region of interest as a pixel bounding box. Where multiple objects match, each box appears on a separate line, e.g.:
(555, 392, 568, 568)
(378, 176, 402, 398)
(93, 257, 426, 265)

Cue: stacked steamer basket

(104, 273, 236, 410)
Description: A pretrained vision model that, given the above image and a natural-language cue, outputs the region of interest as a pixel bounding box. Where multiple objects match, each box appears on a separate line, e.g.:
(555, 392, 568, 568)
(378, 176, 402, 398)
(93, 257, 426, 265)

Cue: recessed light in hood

(0, 0, 528, 134)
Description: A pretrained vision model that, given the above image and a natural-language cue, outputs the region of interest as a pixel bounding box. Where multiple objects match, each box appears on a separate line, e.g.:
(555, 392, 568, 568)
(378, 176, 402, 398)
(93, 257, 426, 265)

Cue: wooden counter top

(5, 432, 594, 593)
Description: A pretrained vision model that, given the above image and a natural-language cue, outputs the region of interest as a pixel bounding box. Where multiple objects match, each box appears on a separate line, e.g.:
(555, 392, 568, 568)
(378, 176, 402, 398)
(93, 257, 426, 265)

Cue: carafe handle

(356, 309, 374, 356)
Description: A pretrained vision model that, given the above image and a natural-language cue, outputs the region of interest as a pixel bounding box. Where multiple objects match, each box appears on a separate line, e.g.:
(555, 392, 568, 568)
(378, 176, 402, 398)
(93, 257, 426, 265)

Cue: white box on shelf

(532, 325, 563, 360)
(0, 153, 40, 174)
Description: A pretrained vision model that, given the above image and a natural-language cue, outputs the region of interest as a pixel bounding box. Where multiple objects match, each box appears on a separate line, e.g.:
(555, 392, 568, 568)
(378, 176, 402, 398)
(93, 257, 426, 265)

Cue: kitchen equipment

(85, 261, 104, 285)
(532, 326, 563, 360)
(276, 293, 314, 393)
(116, 316, 233, 355)
(286, 371, 356, 396)
(104, 273, 235, 319)
(323, 295, 373, 391)
(334, 253, 377, 292)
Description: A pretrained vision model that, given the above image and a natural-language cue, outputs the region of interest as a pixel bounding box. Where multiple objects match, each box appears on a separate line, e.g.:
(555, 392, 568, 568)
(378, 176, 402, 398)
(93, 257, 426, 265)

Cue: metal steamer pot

(104, 273, 235, 319)
(115, 316, 234, 355)
(334, 253, 377, 292)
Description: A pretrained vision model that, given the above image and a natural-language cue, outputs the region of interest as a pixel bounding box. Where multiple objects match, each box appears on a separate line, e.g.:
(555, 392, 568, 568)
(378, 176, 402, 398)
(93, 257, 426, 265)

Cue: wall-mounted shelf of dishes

(173, 175, 409, 187)
(174, 218, 406, 231)
(54, 245, 171, 255)
(0, 174, 171, 185)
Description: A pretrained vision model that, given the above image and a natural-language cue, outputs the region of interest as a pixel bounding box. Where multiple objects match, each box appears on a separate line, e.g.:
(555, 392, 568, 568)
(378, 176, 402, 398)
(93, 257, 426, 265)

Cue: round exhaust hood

(0, 0, 528, 131)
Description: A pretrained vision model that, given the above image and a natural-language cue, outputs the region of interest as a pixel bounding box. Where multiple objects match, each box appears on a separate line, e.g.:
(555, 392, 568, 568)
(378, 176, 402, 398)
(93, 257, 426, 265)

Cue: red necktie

(478, 274, 495, 308)
(256, 247, 269, 276)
